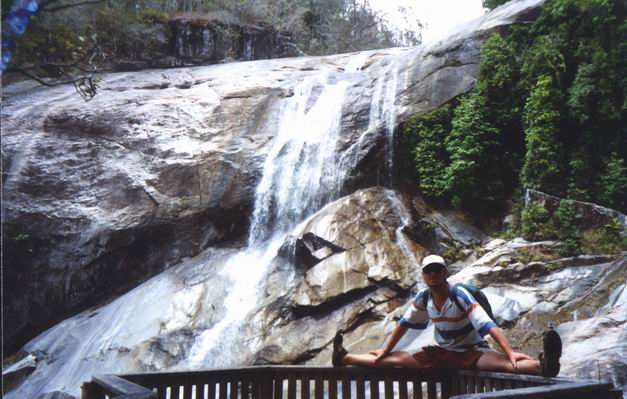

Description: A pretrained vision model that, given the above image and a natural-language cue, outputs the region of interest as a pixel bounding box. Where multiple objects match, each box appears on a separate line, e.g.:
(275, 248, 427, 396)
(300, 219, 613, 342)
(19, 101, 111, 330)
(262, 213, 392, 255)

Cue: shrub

(521, 75, 566, 195)
(582, 219, 627, 254)
(405, 105, 452, 198)
(138, 9, 169, 25)
(445, 88, 501, 206)
(554, 200, 581, 256)
(598, 154, 627, 211)
(520, 202, 557, 241)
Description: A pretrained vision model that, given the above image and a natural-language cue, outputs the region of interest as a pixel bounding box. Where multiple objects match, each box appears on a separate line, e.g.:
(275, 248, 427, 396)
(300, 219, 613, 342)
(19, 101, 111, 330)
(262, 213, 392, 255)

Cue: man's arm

(488, 326, 533, 368)
(371, 323, 409, 363)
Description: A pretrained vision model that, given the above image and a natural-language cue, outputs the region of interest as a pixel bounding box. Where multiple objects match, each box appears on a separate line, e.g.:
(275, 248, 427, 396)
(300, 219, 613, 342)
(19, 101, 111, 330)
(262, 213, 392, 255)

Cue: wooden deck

(81, 366, 623, 399)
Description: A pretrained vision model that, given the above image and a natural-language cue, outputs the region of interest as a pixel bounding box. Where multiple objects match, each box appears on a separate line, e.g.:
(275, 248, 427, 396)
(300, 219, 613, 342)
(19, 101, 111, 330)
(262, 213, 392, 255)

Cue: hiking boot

(332, 332, 348, 367)
(539, 327, 562, 377)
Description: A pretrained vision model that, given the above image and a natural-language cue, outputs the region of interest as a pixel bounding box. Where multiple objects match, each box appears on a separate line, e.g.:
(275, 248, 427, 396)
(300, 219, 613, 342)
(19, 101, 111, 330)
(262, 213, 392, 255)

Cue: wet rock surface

(252, 187, 487, 364)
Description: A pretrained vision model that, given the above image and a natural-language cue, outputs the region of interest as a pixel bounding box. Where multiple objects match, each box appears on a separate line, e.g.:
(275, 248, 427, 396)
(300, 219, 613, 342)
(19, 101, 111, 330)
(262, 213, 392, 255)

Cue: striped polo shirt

(399, 283, 497, 352)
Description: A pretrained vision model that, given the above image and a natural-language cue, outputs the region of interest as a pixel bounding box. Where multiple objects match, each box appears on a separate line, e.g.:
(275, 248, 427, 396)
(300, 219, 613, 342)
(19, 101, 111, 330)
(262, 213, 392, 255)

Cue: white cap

(421, 254, 446, 270)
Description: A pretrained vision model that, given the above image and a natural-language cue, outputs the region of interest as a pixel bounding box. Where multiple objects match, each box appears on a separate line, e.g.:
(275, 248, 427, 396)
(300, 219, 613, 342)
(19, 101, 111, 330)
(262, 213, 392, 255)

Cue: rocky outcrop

(2, 354, 37, 395)
(453, 238, 627, 390)
(252, 187, 484, 364)
(105, 18, 302, 72)
(170, 19, 301, 65)
(526, 189, 627, 231)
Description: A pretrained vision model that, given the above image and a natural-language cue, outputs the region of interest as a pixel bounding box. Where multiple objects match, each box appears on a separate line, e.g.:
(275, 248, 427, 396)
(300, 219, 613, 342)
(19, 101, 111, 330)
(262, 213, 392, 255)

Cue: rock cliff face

(106, 18, 302, 71)
(7, 1, 625, 398)
(170, 19, 301, 64)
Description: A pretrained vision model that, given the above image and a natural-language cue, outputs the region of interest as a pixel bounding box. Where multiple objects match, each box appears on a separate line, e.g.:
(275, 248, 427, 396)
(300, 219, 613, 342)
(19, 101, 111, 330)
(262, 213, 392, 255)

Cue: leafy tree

(520, 202, 555, 241)
(479, 33, 524, 191)
(483, 0, 510, 10)
(480, 34, 518, 97)
(445, 87, 501, 206)
(521, 75, 566, 195)
(598, 154, 627, 211)
(567, 150, 593, 201)
(555, 200, 581, 255)
(406, 105, 452, 198)
(568, 47, 620, 124)
(520, 35, 565, 90)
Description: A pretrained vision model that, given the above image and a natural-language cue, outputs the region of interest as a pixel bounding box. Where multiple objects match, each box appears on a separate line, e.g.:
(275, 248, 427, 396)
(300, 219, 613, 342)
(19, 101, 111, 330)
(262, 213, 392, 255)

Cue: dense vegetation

(401, 0, 626, 253)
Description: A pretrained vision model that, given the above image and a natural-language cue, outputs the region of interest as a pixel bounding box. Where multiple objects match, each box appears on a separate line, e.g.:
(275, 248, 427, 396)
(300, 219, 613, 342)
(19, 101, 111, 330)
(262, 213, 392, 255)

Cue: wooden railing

(81, 366, 623, 399)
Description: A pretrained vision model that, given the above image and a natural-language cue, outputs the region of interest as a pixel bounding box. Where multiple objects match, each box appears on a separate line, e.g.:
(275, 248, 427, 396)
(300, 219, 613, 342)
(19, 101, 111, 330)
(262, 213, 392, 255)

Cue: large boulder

(453, 238, 627, 389)
(526, 189, 627, 231)
(252, 187, 484, 364)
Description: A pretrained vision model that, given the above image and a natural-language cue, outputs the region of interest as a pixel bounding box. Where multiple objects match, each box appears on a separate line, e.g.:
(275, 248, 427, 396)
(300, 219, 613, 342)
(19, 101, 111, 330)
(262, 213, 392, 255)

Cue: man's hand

(369, 349, 390, 364)
(507, 351, 534, 368)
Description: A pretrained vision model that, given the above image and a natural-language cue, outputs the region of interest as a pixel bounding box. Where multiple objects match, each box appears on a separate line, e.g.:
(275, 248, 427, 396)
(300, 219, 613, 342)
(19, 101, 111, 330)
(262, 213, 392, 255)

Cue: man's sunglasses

(422, 264, 445, 275)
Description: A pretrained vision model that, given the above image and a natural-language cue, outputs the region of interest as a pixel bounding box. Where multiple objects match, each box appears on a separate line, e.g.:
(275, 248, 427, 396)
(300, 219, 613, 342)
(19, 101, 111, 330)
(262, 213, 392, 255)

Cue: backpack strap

(450, 284, 465, 313)
(421, 290, 431, 309)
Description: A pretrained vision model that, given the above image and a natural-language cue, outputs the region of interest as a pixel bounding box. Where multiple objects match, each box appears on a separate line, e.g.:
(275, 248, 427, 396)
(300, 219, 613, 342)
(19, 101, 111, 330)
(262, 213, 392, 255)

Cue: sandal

(332, 332, 348, 367)
(539, 327, 562, 377)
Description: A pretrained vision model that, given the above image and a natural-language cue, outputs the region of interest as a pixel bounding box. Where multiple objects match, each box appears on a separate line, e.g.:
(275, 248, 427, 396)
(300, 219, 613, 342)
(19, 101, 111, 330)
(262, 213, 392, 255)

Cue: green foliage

(483, 0, 510, 10)
(480, 34, 524, 191)
(582, 219, 627, 254)
(520, 35, 565, 90)
(567, 150, 593, 201)
(445, 88, 501, 206)
(520, 202, 557, 241)
(598, 154, 627, 210)
(554, 200, 581, 255)
(480, 34, 518, 95)
(567, 47, 620, 124)
(14, 19, 88, 67)
(138, 9, 170, 25)
(521, 76, 565, 195)
(404, 105, 452, 198)
(517, 245, 560, 264)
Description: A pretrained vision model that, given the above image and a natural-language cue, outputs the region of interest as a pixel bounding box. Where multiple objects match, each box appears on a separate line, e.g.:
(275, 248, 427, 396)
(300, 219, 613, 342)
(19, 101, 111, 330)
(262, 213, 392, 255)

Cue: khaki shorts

(413, 346, 486, 369)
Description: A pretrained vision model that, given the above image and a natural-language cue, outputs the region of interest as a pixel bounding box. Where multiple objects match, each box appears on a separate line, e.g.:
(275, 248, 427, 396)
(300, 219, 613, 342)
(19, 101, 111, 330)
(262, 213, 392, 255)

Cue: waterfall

(182, 71, 353, 368)
(338, 55, 401, 187)
(248, 73, 351, 247)
(373, 61, 400, 184)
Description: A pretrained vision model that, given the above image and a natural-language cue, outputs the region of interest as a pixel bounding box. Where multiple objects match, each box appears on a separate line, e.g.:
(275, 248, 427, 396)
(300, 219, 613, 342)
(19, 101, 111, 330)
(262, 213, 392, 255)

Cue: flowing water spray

(248, 73, 351, 246)
(370, 60, 398, 185)
(339, 55, 401, 185)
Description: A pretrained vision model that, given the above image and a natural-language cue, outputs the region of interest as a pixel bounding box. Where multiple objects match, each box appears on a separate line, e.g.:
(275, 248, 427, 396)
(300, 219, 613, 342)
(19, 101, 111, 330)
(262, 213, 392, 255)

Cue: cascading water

(338, 52, 402, 187)
(369, 60, 400, 183)
(248, 73, 350, 246)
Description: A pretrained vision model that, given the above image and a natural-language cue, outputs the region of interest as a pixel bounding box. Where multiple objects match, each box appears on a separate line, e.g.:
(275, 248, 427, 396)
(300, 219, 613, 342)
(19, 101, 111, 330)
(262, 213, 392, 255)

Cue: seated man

(332, 255, 561, 377)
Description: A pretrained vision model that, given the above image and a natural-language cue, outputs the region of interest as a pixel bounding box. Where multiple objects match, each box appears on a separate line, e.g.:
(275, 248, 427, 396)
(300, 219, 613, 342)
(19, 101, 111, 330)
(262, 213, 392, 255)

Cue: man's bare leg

(476, 352, 541, 374)
(343, 351, 425, 368)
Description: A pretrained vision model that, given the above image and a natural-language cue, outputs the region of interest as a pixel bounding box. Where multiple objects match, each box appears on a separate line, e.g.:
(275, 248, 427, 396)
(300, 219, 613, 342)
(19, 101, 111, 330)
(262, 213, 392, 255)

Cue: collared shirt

(400, 283, 497, 352)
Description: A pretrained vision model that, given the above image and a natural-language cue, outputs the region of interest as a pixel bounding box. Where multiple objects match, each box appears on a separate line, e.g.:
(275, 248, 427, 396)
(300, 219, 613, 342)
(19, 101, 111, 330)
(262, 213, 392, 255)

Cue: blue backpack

(422, 283, 498, 326)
